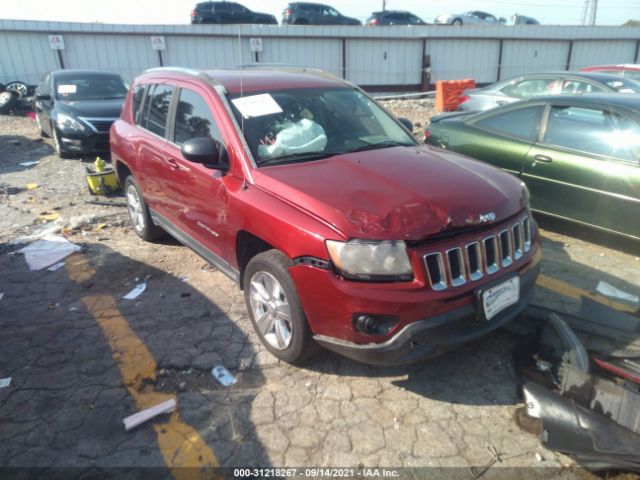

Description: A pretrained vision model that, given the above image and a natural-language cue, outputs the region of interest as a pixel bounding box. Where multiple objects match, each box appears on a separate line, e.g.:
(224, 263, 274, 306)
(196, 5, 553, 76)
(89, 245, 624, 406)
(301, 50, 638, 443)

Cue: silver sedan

(457, 71, 640, 112)
(434, 11, 498, 25)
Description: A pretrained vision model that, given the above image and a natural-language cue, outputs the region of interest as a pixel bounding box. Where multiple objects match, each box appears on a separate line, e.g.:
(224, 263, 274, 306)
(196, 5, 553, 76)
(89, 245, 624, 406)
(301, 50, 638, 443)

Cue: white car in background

(434, 11, 498, 25)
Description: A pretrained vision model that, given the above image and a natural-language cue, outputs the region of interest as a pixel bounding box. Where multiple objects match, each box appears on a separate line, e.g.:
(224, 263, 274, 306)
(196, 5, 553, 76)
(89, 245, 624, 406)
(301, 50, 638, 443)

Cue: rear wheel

(244, 250, 319, 364)
(452, 18, 463, 25)
(124, 176, 164, 241)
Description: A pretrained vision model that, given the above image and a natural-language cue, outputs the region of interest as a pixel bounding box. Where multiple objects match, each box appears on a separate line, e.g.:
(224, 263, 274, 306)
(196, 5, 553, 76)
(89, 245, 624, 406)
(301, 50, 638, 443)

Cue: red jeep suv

(110, 66, 541, 365)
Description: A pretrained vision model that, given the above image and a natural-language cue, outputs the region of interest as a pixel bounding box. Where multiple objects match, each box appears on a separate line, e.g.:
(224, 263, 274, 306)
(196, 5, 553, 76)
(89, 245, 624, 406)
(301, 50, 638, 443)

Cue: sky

(1, 0, 638, 26)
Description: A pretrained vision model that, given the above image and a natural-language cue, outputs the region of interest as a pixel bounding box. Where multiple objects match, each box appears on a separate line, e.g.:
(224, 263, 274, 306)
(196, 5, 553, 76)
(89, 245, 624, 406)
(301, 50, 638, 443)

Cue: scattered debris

(10, 220, 64, 244)
(516, 308, 640, 472)
(18, 234, 81, 270)
(68, 306, 79, 312)
(85, 200, 127, 207)
(47, 261, 66, 271)
(123, 283, 146, 300)
(38, 211, 60, 221)
(180, 292, 191, 298)
(469, 444, 531, 478)
(0, 377, 11, 388)
(0, 293, 3, 302)
(535, 453, 544, 462)
(122, 398, 176, 431)
(19, 161, 39, 167)
(179, 275, 189, 282)
(25, 183, 38, 190)
(596, 280, 639, 303)
(211, 366, 237, 387)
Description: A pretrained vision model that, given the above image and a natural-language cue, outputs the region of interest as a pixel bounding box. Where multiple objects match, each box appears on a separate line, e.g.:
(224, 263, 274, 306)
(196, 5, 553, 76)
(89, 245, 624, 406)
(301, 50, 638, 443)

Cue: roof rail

(144, 66, 224, 88)
(234, 63, 340, 81)
(145, 66, 203, 77)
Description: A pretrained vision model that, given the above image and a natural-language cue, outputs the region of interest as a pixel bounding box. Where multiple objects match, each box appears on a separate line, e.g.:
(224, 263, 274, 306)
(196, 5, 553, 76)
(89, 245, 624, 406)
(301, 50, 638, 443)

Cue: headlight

(326, 240, 413, 281)
(56, 113, 85, 132)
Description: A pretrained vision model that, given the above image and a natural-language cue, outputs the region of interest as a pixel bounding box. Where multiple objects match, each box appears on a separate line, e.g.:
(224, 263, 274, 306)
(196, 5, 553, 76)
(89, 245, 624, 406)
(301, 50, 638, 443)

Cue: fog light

(352, 313, 398, 336)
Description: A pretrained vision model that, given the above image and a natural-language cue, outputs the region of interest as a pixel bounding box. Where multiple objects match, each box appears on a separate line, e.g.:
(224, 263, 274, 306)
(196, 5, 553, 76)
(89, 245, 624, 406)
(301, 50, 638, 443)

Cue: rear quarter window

(474, 105, 543, 141)
(132, 85, 146, 125)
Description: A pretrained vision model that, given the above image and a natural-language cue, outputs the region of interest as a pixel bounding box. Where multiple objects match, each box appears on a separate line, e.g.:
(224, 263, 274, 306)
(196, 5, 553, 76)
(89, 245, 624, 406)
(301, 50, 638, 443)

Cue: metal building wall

(428, 39, 501, 83)
(1, 19, 639, 89)
(500, 41, 570, 79)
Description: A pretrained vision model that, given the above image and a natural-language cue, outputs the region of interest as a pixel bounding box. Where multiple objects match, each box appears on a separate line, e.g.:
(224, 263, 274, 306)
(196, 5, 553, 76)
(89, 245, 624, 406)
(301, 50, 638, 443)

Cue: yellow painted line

(536, 273, 636, 313)
(66, 254, 219, 479)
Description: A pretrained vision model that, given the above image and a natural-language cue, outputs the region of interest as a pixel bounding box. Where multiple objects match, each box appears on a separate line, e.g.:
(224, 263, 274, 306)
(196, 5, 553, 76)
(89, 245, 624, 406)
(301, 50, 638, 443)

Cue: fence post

(496, 39, 503, 82)
(420, 39, 430, 91)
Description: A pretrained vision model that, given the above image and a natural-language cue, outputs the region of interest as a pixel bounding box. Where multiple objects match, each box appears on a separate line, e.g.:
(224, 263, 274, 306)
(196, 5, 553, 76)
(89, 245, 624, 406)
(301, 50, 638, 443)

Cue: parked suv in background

(366, 10, 427, 26)
(282, 3, 361, 25)
(191, 1, 277, 24)
(34, 69, 127, 158)
(111, 66, 541, 365)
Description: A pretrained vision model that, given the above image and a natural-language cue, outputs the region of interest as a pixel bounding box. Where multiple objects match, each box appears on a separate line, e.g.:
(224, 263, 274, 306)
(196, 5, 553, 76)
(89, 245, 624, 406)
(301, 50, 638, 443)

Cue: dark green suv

(425, 93, 640, 240)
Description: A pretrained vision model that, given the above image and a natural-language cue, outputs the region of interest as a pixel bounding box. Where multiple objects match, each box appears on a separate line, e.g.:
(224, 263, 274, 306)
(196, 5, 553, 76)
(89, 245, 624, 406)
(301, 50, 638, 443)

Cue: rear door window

(145, 84, 174, 138)
(474, 105, 543, 141)
(562, 80, 604, 94)
(132, 84, 147, 125)
(543, 105, 640, 161)
(173, 89, 222, 145)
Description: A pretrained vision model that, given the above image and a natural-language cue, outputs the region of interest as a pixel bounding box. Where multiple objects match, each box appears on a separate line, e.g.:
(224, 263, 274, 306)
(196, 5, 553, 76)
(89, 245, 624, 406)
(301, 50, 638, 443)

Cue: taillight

(283, 8, 292, 16)
(424, 129, 431, 141)
(458, 95, 470, 104)
(191, 10, 197, 17)
(370, 18, 379, 25)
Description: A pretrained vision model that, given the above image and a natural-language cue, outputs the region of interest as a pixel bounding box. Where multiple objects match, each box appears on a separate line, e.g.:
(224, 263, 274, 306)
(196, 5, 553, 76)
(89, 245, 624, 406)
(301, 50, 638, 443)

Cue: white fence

(1, 19, 639, 90)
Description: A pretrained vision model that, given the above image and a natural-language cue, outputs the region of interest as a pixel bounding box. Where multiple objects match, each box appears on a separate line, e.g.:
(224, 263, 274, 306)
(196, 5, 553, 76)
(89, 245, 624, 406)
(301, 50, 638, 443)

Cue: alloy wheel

(126, 184, 146, 233)
(249, 271, 293, 350)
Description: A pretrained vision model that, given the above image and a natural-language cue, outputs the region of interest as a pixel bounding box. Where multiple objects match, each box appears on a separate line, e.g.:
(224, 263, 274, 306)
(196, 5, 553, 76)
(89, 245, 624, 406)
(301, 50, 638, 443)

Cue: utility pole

(582, 0, 598, 25)
(590, 0, 598, 25)
(382, 0, 387, 11)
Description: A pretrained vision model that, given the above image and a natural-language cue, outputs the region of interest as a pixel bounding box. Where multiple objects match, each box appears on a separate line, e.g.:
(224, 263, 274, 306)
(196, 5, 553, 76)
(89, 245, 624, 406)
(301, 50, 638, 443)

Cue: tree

(622, 19, 640, 26)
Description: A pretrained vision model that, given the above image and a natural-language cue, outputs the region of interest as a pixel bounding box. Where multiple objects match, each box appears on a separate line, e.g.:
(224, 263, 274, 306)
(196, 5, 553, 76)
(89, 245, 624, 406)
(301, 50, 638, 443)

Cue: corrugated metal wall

(1, 20, 639, 88)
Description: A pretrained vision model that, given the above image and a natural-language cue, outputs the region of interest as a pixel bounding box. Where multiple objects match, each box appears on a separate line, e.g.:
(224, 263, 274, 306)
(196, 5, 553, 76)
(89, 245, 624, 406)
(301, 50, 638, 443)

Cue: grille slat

(424, 215, 532, 291)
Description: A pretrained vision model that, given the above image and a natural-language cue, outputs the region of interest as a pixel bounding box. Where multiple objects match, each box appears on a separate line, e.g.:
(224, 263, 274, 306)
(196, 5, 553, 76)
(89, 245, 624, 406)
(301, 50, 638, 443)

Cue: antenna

(238, 25, 244, 133)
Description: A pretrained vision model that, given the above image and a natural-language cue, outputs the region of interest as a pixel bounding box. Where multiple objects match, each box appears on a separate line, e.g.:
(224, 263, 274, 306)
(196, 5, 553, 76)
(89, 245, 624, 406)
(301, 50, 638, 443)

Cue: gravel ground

(0, 115, 128, 248)
(379, 98, 436, 141)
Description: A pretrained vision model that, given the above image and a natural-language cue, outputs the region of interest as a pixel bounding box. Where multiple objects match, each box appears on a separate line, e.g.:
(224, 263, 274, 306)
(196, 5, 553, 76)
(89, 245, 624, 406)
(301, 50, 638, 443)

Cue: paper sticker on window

(57, 84, 77, 94)
(231, 94, 282, 119)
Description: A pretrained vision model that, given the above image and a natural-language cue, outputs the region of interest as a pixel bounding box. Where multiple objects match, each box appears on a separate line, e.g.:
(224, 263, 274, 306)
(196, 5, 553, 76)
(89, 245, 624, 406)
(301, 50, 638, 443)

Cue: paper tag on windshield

(57, 84, 77, 94)
(231, 94, 282, 119)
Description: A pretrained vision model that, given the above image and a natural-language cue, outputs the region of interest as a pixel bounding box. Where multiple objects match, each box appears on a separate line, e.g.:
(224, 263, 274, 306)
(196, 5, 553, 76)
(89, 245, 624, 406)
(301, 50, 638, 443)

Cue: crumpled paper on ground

(18, 234, 81, 271)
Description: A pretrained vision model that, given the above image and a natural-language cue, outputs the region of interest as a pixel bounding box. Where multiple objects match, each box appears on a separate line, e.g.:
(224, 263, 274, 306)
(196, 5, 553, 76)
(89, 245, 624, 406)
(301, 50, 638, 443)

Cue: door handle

(534, 154, 553, 163)
(165, 157, 179, 170)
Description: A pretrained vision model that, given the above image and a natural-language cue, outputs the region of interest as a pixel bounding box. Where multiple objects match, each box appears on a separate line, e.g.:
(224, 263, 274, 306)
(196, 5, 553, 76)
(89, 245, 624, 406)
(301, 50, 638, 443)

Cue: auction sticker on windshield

(58, 84, 77, 94)
(482, 276, 519, 320)
(232, 94, 282, 118)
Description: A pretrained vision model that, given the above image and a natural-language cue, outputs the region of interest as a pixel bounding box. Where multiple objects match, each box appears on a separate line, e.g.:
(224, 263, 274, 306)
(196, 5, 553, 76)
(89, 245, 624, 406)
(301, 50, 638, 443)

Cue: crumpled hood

(254, 145, 527, 241)
(57, 98, 124, 118)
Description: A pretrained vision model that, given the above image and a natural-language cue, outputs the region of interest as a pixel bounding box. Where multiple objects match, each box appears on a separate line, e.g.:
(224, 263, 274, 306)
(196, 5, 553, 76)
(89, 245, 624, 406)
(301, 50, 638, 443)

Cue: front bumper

(58, 131, 110, 155)
(313, 261, 539, 365)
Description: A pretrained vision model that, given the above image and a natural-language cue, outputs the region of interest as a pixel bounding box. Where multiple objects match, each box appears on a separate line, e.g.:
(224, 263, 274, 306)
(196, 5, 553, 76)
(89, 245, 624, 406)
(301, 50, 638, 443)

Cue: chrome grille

(423, 215, 532, 291)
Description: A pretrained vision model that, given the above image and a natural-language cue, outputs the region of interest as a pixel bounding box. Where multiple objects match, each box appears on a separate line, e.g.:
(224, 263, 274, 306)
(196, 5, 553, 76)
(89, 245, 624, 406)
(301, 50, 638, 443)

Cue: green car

(425, 93, 640, 240)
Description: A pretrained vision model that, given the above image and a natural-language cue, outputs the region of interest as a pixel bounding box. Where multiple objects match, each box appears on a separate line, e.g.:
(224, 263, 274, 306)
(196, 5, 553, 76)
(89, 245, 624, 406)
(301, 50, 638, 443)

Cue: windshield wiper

(346, 140, 414, 154)
(258, 151, 336, 166)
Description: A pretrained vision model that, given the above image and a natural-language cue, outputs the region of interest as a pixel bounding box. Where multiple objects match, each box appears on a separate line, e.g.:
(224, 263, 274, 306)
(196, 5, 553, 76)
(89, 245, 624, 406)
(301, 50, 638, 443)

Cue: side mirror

(36, 94, 51, 101)
(181, 137, 229, 171)
(398, 117, 413, 132)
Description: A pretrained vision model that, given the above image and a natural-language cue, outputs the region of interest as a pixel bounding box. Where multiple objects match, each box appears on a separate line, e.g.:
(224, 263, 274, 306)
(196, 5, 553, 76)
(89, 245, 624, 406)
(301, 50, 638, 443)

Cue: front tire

(51, 126, 71, 158)
(124, 176, 164, 241)
(452, 18, 463, 25)
(244, 250, 319, 364)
